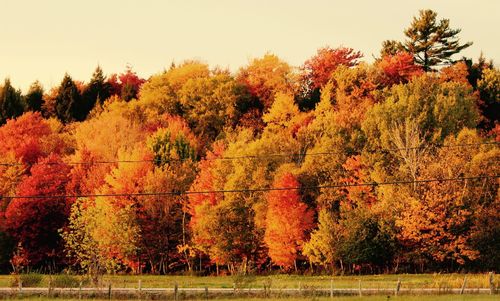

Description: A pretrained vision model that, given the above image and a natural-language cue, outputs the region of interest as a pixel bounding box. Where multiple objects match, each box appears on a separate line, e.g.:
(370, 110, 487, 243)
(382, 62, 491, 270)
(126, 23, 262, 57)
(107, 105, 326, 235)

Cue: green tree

(55, 74, 83, 123)
(82, 66, 111, 117)
(24, 81, 44, 112)
(403, 9, 472, 71)
(0, 78, 24, 124)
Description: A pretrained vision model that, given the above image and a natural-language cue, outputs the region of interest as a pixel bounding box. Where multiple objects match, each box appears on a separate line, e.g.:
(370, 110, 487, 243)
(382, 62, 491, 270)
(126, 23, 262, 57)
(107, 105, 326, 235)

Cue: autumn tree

(264, 172, 313, 270)
(401, 9, 472, 71)
(0, 79, 24, 124)
(375, 52, 423, 86)
(476, 67, 499, 131)
(24, 81, 44, 112)
(300, 46, 362, 109)
(63, 197, 139, 279)
(4, 154, 71, 267)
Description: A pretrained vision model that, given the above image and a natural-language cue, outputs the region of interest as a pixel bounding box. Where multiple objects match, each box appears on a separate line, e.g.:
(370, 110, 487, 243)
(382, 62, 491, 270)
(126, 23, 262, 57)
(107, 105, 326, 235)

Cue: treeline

(0, 10, 499, 276)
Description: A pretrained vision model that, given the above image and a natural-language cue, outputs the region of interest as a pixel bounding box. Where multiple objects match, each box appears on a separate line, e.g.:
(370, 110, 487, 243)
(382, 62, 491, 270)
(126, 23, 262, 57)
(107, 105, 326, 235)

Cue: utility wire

(0, 142, 497, 167)
(1, 174, 497, 199)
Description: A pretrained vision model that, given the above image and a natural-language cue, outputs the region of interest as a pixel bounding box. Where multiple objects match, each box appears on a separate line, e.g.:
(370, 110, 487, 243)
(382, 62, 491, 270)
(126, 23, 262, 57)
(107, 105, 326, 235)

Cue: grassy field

(0, 273, 497, 290)
(0, 296, 498, 301)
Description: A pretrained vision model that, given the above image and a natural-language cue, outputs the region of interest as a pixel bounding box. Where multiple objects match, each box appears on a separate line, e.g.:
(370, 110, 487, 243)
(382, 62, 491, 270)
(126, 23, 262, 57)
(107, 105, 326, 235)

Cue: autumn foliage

(0, 15, 498, 275)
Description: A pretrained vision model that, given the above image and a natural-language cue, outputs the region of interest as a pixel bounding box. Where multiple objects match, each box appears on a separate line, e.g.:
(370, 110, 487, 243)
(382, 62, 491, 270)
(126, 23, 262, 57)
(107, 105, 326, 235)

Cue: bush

(11, 273, 43, 287)
(51, 274, 84, 288)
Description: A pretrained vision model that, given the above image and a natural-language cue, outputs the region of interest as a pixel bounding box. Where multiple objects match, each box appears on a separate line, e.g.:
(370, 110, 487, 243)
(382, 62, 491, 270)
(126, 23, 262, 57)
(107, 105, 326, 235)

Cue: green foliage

(55, 74, 83, 123)
(0, 78, 24, 124)
(24, 81, 44, 112)
(403, 9, 472, 71)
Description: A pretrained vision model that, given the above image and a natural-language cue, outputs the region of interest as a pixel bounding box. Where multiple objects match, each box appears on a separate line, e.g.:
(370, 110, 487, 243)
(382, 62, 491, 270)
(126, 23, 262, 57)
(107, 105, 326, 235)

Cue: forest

(0, 10, 498, 277)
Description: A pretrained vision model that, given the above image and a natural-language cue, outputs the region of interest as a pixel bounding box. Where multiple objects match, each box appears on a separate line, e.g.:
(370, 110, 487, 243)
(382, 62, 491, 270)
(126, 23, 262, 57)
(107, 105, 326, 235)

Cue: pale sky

(1, 0, 499, 92)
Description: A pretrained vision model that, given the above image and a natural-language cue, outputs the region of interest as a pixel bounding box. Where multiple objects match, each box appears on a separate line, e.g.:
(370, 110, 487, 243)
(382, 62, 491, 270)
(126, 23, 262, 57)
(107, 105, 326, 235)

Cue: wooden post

(330, 279, 333, 298)
(138, 279, 142, 299)
(299, 281, 302, 295)
(108, 283, 112, 300)
(79, 281, 82, 300)
(18, 278, 22, 295)
(358, 279, 362, 296)
(233, 282, 236, 295)
(204, 286, 208, 300)
(460, 276, 467, 295)
(48, 277, 52, 297)
(395, 278, 401, 296)
(489, 272, 495, 295)
(174, 283, 178, 301)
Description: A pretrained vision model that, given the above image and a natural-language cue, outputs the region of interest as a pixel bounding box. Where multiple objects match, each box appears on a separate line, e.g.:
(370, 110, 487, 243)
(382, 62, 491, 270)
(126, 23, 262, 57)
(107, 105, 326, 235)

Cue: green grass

(0, 273, 497, 290)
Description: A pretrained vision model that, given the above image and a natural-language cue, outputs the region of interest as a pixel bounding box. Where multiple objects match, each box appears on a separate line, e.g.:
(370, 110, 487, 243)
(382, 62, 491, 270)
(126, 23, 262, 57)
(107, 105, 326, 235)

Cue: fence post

(108, 283, 112, 300)
(460, 276, 467, 295)
(330, 279, 333, 299)
(137, 279, 142, 299)
(204, 286, 208, 300)
(48, 277, 52, 297)
(395, 278, 401, 296)
(358, 279, 362, 296)
(489, 272, 495, 295)
(79, 281, 82, 300)
(18, 278, 22, 295)
(174, 283, 178, 301)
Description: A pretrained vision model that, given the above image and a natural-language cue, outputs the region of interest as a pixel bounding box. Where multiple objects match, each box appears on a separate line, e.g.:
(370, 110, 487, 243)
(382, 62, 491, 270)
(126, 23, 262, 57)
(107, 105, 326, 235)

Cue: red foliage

(376, 52, 423, 86)
(107, 66, 145, 100)
(0, 112, 52, 165)
(264, 172, 313, 269)
(303, 46, 363, 91)
(4, 154, 71, 265)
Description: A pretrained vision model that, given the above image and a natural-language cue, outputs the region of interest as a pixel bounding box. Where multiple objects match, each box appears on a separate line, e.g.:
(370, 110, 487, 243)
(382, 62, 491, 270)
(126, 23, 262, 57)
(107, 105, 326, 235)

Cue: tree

(375, 52, 423, 86)
(62, 197, 139, 279)
(82, 66, 111, 117)
(237, 53, 297, 110)
(476, 67, 499, 131)
(300, 46, 362, 109)
(0, 79, 24, 124)
(55, 74, 83, 123)
(403, 9, 472, 71)
(24, 81, 44, 112)
(4, 154, 71, 267)
(264, 172, 313, 270)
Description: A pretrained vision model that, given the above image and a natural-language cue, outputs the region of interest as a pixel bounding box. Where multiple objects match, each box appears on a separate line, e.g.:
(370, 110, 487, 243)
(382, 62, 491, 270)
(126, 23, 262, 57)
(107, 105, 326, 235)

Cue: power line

(0, 142, 497, 167)
(1, 174, 497, 199)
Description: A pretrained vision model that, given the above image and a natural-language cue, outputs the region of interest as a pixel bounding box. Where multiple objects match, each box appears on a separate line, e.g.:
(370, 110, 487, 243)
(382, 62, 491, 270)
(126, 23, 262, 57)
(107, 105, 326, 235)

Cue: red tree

(4, 154, 71, 266)
(0, 112, 52, 165)
(264, 172, 313, 269)
(303, 46, 363, 91)
(376, 52, 423, 86)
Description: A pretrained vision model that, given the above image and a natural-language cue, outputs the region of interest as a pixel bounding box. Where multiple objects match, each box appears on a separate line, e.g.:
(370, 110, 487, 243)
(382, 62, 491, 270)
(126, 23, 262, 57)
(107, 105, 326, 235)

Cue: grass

(0, 296, 499, 301)
(0, 273, 497, 290)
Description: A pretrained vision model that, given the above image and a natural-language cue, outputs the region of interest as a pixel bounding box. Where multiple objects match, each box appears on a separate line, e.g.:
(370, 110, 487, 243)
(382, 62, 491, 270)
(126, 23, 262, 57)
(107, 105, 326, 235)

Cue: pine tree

(55, 74, 82, 123)
(82, 66, 111, 118)
(0, 79, 24, 124)
(24, 81, 44, 112)
(404, 9, 472, 71)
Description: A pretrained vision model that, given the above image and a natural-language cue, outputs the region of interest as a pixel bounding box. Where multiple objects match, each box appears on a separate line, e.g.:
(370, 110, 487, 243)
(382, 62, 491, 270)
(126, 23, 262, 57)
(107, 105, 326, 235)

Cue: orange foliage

(264, 172, 313, 269)
(376, 52, 423, 86)
(303, 46, 363, 91)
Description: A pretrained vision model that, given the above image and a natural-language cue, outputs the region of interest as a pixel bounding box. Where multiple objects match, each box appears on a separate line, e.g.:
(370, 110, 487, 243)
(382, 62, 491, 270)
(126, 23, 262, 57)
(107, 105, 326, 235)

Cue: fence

(0, 272, 497, 299)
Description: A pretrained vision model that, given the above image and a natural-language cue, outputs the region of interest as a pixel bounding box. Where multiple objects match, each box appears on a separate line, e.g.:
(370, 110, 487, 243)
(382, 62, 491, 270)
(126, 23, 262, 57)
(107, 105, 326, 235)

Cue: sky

(1, 0, 499, 92)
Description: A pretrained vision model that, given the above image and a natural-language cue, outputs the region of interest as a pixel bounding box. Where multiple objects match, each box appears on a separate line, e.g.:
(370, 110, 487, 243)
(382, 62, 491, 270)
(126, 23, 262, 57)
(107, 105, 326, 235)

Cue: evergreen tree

(82, 66, 111, 118)
(0, 78, 24, 125)
(24, 81, 44, 112)
(55, 74, 82, 123)
(404, 9, 472, 71)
